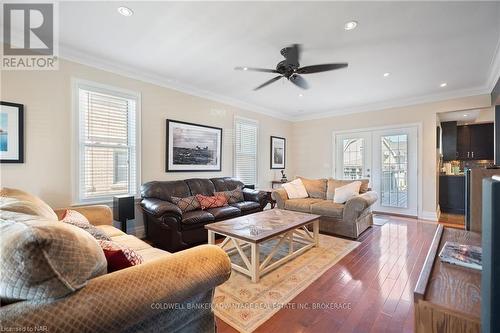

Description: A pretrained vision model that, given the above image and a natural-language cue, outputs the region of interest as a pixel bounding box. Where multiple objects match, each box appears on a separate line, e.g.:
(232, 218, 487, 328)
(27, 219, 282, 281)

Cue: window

(234, 117, 258, 186)
(342, 138, 364, 180)
(380, 134, 408, 208)
(74, 80, 140, 203)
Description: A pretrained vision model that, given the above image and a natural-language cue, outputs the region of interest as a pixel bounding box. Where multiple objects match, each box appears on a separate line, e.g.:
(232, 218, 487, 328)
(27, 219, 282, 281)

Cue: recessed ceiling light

(118, 6, 134, 17)
(344, 21, 358, 31)
(243, 67, 248, 71)
(383, 72, 391, 77)
(298, 93, 303, 97)
(463, 114, 468, 117)
(440, 82, 448, 87)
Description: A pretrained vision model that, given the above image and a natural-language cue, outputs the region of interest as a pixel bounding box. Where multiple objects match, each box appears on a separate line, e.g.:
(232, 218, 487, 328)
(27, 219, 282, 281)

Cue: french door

(335, 126, 418, 216)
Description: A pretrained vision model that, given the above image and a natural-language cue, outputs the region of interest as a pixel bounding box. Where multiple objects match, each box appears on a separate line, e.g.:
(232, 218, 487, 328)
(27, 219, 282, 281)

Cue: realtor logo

(2, 2, 58, 70)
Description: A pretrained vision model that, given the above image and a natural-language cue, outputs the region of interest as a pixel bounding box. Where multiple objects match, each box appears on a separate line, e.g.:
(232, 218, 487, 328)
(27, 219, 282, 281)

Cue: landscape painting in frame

(0, 102, 24, 163)
(166, 119, 222, 172)
(271, 136, 286, 169)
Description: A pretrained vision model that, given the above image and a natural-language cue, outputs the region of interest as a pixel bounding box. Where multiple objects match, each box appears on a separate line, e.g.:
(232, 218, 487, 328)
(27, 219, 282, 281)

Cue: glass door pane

(342, 138, 364, 180)
(380, 134, 408, 208)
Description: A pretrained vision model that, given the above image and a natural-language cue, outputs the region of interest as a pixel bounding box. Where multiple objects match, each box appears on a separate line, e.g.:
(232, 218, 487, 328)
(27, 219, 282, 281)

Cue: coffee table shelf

(205, 209, 320, 283)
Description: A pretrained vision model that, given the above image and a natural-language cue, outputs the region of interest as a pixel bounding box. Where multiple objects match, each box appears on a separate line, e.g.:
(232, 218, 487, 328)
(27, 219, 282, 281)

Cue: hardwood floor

(216, 215, 438, 333)
(439, 213, 465, 229)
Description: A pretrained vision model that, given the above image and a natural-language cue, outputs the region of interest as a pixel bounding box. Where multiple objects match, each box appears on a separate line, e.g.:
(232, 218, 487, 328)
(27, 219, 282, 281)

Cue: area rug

(213, 234, 360, 333)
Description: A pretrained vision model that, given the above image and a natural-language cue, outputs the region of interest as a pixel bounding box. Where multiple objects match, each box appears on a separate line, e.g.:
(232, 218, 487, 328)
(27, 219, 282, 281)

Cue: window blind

(78, 87, 137, 201)
(234, 118, 258, 186)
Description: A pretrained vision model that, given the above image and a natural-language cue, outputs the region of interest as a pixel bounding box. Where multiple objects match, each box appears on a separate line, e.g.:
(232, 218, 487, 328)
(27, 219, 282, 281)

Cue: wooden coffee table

(205, 209, 320, 282)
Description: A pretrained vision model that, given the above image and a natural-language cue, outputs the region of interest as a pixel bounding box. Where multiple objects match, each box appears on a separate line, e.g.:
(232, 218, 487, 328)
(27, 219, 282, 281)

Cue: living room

(1, 2, 499, 333)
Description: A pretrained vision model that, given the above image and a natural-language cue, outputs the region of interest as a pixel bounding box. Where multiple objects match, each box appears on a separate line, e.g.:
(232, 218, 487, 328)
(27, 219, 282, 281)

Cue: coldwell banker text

(2, 2, 58, 70)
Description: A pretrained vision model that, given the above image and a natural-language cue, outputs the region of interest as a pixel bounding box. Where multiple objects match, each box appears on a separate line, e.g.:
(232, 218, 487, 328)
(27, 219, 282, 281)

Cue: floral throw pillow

(98, 240, 144, 272)
(195, 193, 228, 210)
(61, 209, 111, 241)
(216, 189, 244, 204)
(171, 195, 201, 213)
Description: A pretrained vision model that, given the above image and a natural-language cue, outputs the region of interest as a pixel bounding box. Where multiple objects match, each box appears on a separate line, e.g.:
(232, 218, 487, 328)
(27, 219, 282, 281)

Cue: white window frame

(233, 116, 259, 187)
(71, 78, 141, 205)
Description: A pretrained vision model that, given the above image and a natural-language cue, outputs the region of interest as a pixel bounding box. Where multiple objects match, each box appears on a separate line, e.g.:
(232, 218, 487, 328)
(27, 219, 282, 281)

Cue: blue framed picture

(0, 102, 24, 163)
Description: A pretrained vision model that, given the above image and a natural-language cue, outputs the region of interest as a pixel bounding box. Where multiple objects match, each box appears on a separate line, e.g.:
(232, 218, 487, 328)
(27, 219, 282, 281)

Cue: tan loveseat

(0, 189, 231, 333)
(272, 177, 378, 238)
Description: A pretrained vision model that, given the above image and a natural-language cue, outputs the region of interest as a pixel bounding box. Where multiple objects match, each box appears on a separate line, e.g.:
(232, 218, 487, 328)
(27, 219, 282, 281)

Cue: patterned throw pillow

(98, 240, 144, 272)
(61, 209, 111, 241)
(216, 189, 244, 204)
(195, 193, 228, 210)
(171, 196, 201, 213)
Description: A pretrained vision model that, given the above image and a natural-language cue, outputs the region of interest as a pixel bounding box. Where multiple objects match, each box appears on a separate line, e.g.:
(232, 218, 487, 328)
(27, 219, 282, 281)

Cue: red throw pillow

(98, 240, 144, 272)
(195, 193, 228, 210)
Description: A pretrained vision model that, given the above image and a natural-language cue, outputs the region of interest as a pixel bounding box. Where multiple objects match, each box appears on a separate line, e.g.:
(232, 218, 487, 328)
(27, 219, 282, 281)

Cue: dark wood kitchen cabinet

(441, 122, 494, 161)
(469, 123, 494, 160)
(439, 175, 465, 214)
(441, 121, 458, 161)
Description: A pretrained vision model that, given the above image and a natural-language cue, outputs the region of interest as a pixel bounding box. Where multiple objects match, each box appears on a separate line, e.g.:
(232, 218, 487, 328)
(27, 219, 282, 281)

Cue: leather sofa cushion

(211, 177, 244, 192)
(141, 180, 190, 201)
(230, 201, 260, 212)
(186, 178, 216, 196)
(181, 210, 215, 225)
(327, 178, 370, 200)
(310, 201, 344, 219)
(205, 206, 241, 220)
(284, 198, 324, 213)
(297, 177, 328, 199)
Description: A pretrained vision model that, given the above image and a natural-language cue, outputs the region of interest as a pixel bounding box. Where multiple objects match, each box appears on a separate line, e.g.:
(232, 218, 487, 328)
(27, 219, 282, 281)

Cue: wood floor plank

(216, 216, 437, 333)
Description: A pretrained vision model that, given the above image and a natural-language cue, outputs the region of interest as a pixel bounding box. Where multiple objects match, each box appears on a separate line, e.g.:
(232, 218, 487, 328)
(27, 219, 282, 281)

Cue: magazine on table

(438, 241, 482, 271)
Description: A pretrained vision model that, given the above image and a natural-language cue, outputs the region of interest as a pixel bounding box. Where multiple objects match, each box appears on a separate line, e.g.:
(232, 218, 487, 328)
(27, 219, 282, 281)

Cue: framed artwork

(166, 119, 222, 172)
(0, 102, 24, 163)
(270, 136, 286, 169)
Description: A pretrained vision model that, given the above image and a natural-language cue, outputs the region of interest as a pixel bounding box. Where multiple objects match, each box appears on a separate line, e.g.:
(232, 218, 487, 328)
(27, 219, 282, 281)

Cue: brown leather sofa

(141, 177, 268, 252)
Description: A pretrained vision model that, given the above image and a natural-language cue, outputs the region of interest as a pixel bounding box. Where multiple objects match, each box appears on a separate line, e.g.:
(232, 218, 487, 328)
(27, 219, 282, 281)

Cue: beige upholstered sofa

(272, 177, 378, 238)
(0, 189, 231, 333)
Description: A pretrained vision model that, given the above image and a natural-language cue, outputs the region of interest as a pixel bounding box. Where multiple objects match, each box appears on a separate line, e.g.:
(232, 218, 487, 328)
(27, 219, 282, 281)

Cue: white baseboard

(420, 210, 439, 222)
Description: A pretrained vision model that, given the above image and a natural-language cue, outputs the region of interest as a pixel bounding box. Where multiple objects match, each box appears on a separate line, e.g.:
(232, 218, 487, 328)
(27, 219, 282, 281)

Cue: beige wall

(0, 57, 492, 223)
(0, 59, 293, 208)
(291, 94, 491, 219)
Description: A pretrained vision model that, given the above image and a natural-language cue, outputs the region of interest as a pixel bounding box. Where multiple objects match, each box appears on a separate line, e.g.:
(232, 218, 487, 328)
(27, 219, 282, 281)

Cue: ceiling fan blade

(235, 66, 279, 73)
(284, 44, 301, 66)
(290, 74, 309, 89)
(253, 75, 283, 91)
(297, 63, 348, 74)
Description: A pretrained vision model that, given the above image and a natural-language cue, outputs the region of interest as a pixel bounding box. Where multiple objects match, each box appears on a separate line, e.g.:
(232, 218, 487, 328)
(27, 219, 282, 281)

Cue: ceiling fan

(235, 44, 348, 91)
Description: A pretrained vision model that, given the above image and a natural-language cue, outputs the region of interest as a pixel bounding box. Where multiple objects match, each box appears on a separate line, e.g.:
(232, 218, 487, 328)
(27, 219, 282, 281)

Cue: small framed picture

(270, 136, 286, 169)
(0, 102, 24, 163)
(166, 119, 222, 172)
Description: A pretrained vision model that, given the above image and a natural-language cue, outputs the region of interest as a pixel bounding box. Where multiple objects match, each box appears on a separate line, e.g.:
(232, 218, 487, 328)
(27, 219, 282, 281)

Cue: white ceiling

(56, 1, 500, 120)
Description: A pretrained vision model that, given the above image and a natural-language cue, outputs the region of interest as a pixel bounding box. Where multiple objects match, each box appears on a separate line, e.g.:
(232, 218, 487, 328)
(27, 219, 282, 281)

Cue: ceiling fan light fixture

(118, 6, 134, 17)
(344, 21, 358, 31)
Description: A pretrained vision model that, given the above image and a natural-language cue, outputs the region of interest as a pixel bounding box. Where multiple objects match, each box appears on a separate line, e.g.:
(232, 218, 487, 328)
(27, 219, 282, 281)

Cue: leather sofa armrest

(141, 198, 182, 219)
(271, 188, 288, 209)
(343, 191, 378, 223)
(0, 245, 231, 332)
(54, 205, 113, 226)
(242, 188, 268, 208)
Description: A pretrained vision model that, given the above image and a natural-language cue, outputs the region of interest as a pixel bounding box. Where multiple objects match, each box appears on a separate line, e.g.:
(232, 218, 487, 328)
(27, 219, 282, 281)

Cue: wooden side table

(414, 225, 481, 333)
(256, 188, 276, 209)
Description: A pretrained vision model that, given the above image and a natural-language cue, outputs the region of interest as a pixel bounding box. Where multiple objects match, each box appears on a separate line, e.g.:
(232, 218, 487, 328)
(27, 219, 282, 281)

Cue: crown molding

(487, 34, 500, 91)
(59, 45, 291, 121)
(288, 85, 491, 122)
(60, 44, 494, 124)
